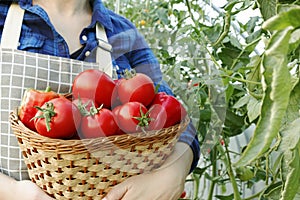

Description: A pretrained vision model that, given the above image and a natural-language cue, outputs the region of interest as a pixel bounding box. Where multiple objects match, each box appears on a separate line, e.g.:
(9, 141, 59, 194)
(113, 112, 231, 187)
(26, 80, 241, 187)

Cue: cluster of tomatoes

(18, 69, 187, 139)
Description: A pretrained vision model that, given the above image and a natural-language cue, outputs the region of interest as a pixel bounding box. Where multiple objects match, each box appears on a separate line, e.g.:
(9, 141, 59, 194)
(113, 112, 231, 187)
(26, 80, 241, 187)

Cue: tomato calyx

(132, 106, 152, 132)
(74, 97, 98, 116)
(122, 68, 137, 80)
(88, 104, 104, 116)
(76, 100, 90, 116)
(33, 102, 56, 132)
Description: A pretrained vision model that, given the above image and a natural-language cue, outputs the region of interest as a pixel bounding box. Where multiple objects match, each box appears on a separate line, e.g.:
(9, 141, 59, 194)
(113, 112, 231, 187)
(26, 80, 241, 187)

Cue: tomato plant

(104, 0, 300, 199)
(33, 97, 81, 139)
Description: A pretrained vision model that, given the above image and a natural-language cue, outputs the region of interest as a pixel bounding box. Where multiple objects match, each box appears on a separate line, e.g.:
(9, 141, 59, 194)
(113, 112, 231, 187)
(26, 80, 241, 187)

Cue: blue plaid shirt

(0, 0, 199, 172)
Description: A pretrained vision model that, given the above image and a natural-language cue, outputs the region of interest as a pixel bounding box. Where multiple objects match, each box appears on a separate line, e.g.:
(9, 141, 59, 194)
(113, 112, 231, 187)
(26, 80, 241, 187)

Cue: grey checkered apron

(0, 48, 105, 180)
(0, 3, 113, 181)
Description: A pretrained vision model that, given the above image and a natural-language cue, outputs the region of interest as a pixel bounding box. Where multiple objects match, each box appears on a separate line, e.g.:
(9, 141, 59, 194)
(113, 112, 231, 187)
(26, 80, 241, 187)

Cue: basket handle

(0, 2, 113, 77)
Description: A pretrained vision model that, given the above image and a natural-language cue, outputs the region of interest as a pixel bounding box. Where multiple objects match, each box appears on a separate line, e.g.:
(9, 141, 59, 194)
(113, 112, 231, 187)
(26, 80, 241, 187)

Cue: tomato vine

(105, 0, 300, 199)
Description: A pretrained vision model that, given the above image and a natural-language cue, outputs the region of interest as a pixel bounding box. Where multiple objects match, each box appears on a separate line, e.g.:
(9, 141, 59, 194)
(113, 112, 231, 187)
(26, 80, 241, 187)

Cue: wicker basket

(9, 108, 189, 200)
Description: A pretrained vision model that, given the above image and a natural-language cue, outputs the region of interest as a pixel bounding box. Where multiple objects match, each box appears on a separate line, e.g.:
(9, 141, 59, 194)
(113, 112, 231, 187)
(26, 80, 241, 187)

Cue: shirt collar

(90, 0, 113, 32)
(18, 0, 114, 32)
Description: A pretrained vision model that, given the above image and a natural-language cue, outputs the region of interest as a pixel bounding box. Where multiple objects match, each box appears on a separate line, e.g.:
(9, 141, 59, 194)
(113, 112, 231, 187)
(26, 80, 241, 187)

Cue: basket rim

(10, 108, 190, 154)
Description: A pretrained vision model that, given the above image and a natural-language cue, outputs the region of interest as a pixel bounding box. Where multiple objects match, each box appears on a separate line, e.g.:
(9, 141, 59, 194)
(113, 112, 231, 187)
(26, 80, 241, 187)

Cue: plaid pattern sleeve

(0, 48, 105, 180)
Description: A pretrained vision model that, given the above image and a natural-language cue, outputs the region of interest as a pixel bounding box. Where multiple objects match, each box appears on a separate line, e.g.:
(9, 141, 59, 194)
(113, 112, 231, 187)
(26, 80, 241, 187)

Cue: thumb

(102, 185, 128, 200)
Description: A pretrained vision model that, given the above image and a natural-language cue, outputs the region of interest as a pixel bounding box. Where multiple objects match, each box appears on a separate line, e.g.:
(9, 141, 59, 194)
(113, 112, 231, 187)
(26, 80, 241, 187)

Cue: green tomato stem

(207, 147, 217, 200)
(34, 102, 56, 132)
(123, 68, 136, 79)
(224, 143, 242, 200)
(44, 86, 52, 92)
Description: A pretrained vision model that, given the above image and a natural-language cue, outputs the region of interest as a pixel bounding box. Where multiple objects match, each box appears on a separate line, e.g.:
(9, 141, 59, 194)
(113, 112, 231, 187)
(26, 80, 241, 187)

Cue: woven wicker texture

(9, 109, 189, 200)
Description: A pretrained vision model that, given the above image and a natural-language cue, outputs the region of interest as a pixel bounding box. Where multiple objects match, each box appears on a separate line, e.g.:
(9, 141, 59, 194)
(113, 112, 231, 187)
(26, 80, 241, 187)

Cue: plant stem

(212, 11, 231, 47)
(207, 147, 217, 200)
(221, 74, 261, 85)
(243, 190, 263, 200)
(192, 173, 200, 200)
(230, 37, 262, 70)
(224, 144, 242, 200)
(184, 0, 201, 36)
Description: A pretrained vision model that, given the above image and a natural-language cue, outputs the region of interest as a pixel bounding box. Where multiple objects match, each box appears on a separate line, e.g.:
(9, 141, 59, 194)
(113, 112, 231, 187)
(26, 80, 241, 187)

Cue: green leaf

(259, 182, 283, 200)
(281, 79, 300, 129)
(234, 27, 293, 167)
(247, 96, 261, 122)
(289, 28, 300, 55)
(225, 83, 234, 104)
(223, 108, 245, 137)
(278, 118, 300, 200)
(257, 0, 277, 20)
(262, 7, 300, 31)
(280, 148, 300, 200)
(192, 166, 207, 176)
(235, 166, 255, 181)
(232, 94, 250, 109)
(246, 55, 262, 94)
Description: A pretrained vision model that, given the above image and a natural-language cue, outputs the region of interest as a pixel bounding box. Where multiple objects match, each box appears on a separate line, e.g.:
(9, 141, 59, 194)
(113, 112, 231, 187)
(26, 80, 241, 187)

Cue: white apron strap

(0, 2, 24, 49)
(96, 23, 113, 77)
(0, 2, 113, 78)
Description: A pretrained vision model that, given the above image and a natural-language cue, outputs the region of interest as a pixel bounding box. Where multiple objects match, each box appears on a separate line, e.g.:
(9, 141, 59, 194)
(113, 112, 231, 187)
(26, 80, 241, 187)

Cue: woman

(0, 0, 200, 199)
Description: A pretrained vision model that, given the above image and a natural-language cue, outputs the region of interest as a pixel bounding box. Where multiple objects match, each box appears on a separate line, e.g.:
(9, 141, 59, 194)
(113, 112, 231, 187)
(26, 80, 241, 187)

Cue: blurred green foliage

(104, 0, 300, 199)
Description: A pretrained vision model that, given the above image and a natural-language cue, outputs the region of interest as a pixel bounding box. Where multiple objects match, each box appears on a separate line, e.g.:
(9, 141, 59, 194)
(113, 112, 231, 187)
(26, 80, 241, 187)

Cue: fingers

(103, 184, 128, 200)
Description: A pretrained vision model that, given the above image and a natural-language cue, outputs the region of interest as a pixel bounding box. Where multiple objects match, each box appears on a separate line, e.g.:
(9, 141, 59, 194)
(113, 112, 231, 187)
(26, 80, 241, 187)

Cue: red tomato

(180, 191, 186, 198)
(115, 102, 150, 133)
(18, 86, 59, 131)
(34, 97, 82, 139)
(111, 78, 123, 108)
(150, 92, 187, 128)
(112, 105, 122, 126)
(111, 105, 126, 135)
(79, 107, 119, 138)
(117, 71, 155, 107)
(70, 132, 81, 140)
(72, 69, 116, 108)
(147, 104, 167, 131)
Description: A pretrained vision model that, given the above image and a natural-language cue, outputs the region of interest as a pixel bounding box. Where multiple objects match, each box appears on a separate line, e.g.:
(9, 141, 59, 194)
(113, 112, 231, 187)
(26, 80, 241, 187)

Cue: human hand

(0, 173, 54, 200)
(0, 172, 55, 200)
(103, 142, 193, 200)
(15, 180, 55, 200)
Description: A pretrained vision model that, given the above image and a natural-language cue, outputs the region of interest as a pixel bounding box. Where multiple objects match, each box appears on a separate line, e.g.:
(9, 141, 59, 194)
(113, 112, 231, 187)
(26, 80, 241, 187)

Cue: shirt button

(82, 35, 88, 41)
(85, 51, 91, 57)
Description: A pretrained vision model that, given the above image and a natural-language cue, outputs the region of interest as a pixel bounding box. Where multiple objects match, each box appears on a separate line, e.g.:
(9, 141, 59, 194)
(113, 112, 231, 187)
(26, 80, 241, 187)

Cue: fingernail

(102, 198, 107, 200)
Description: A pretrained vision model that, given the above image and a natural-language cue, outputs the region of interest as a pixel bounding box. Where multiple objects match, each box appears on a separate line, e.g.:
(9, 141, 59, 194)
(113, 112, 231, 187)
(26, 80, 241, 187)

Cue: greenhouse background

(104, 0, 300, 199)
